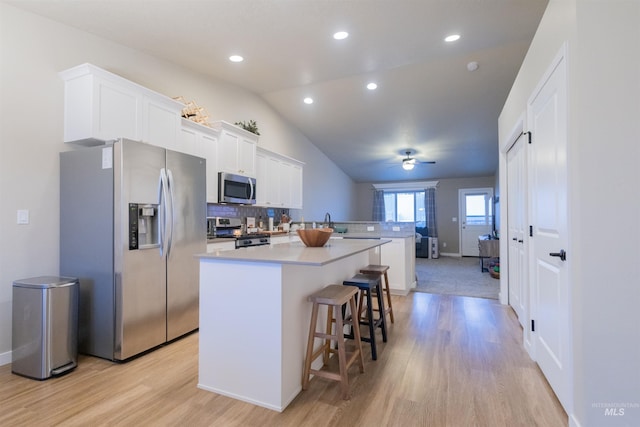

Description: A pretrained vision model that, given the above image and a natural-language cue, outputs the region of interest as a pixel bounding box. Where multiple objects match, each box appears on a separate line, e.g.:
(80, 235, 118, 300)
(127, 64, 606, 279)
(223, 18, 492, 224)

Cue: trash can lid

(13, 276, 78, 289)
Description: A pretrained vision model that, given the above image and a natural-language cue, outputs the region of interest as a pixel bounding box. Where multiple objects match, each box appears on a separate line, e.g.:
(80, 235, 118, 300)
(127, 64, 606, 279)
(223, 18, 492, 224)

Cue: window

(384, 191, 426, 226)
(465, 194, 493, 226)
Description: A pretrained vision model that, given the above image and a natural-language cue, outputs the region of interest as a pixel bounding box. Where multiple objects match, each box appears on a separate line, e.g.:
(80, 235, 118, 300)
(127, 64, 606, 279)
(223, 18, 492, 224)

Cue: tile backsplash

(207, 204, 290, 223)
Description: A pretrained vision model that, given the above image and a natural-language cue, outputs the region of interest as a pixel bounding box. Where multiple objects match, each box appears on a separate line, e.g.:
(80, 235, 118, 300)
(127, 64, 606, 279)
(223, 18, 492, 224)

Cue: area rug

(414, 256, 500, 299)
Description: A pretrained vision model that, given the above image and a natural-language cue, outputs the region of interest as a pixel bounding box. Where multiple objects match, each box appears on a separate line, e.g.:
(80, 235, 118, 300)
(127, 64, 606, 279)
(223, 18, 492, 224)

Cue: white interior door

(459, 188, 494, 256)
(528, 48, 570, 411)
(507, 134, 527, 326)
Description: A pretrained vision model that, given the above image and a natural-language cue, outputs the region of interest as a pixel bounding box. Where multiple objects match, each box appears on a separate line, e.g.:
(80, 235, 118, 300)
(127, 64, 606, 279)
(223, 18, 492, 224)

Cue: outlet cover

(367, 226, 374, 231)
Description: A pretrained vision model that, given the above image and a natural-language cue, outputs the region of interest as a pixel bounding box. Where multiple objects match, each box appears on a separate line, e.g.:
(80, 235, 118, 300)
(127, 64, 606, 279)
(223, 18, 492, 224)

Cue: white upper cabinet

(180, 119, 219, 203)
(289, 163, 303, 209)
(255, 147, 304, 209)
(59, 63, 182, 148)
(211, 121, 258, 177)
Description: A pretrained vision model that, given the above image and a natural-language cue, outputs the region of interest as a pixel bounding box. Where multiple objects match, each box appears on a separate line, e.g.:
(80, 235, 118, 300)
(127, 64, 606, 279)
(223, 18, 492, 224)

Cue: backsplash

(207, 203, 290, 223)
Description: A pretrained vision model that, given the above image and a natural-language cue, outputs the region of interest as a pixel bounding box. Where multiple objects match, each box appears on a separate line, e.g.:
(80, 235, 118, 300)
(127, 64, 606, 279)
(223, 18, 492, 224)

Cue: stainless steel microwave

(218, 172, 256, 204)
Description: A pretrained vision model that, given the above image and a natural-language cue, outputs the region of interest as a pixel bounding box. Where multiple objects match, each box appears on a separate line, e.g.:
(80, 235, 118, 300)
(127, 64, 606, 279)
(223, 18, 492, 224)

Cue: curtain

(425, 187, 437, 237)
(372, 189, 385, 221)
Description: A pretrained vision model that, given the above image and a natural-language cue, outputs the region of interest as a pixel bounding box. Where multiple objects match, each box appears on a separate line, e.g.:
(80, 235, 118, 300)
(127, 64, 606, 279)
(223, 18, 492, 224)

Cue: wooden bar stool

(359, 264, 394, 323)
(343, 273, 388, 360)
(302, 285, 365, 400)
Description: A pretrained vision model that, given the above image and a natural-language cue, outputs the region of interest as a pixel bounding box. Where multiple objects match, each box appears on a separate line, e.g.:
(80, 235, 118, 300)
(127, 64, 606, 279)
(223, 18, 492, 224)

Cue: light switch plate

(17, 209, 29, 225)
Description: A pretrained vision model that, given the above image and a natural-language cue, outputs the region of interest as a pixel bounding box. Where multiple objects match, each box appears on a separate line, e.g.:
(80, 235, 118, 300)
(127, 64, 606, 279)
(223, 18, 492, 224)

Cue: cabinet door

(266, 156, 282, 206)
(289, 163, 303, 209)
(93, 77, 140, 142)
(217, 130, 256, 177)
(279, 161, 293, 207)
(237, 136, 256, 176)
(143, 98, 180, 151)
(179, 126, 198, 156)
(198, 133, 218, 203)
(255, 151, 269, 206)
(217, 129, 240, 174)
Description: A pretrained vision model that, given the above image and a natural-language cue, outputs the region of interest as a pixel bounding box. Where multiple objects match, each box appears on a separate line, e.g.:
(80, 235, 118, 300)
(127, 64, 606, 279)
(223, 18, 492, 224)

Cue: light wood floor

(0, 292, 567, 426)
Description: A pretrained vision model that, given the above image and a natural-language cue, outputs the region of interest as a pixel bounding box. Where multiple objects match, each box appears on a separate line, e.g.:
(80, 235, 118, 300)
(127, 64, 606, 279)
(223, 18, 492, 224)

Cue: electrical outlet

(367, 226, 374, 231)
(442, 242, 447, 248)
(392, 226, 400, 231)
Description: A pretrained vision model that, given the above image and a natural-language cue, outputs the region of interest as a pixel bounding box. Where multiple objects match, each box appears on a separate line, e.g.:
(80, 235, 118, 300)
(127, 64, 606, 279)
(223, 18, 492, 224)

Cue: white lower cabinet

(207, 241, 236, 252)
(269, 235, 291, 245)
(380, 237, 416, 295)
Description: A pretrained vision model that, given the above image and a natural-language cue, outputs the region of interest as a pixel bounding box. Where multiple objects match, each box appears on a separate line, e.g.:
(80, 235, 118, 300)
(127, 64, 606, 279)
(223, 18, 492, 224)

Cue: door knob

(549, 249, 567, 261)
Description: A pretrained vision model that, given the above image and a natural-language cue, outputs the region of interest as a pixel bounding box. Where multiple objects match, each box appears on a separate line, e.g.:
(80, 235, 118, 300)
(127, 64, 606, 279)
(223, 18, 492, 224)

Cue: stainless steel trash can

(12, 276, 79, 380)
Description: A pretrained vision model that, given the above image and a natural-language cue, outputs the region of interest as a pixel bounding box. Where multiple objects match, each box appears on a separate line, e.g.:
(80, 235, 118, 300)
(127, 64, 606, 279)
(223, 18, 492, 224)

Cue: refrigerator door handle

(166, 169, 175, 258)
(158, 168, 170, 257)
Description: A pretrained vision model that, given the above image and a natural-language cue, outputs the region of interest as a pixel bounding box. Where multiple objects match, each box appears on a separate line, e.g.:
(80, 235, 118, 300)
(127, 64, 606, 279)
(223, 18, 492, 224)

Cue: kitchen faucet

(324, 212, 333, 229)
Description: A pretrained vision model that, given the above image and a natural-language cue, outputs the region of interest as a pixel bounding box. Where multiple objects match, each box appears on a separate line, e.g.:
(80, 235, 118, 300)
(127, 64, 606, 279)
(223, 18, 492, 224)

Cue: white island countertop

(198, 238, 389, 266)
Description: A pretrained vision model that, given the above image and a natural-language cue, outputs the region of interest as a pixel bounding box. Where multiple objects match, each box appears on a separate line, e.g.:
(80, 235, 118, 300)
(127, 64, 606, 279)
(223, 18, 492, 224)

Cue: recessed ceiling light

(367, 82, 378, 90)
(229, 55, 244, 62)
(333, 31, 349, 40)
(303, 97, 314, 104)
(467, 61, 479, 72)
(444, 34, 460, 42)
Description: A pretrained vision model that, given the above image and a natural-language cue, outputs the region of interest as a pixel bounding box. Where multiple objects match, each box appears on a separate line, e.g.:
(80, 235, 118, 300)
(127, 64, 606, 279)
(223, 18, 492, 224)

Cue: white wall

(499, 1, 640, 426)
(0, 3, 357, 362)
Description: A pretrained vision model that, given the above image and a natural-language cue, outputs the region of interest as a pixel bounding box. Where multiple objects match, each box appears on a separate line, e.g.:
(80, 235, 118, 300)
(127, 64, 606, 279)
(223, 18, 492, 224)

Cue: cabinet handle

(512, 237, 517, 241)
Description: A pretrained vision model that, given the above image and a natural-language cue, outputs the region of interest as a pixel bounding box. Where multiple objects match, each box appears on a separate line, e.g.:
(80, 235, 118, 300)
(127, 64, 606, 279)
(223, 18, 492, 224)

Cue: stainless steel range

(235, 234, 270, 248)
(207, 217, 271, 248)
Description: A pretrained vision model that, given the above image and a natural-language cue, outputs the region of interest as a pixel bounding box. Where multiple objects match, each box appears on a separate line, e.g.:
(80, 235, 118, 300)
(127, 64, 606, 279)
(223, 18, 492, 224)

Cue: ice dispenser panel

(128, 203, 159, 250)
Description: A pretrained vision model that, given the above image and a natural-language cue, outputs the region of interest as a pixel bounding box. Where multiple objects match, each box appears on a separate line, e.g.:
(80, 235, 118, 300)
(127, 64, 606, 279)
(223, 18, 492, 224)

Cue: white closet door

(507, 133, 527, 327)
(528, 47, 570, 412)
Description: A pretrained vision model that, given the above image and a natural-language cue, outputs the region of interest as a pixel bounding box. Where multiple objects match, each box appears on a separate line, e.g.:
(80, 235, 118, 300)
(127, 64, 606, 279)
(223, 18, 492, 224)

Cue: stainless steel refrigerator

(60, 138, 206, 361)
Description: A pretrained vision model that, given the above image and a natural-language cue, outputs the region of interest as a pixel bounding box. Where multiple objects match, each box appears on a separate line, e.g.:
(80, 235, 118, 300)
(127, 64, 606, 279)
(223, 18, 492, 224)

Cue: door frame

(499, 115, 525, 307)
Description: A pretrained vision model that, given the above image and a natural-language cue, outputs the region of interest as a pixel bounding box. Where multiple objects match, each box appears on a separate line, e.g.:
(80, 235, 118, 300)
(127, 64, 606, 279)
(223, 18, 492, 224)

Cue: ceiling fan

(401, 150, 436, 170)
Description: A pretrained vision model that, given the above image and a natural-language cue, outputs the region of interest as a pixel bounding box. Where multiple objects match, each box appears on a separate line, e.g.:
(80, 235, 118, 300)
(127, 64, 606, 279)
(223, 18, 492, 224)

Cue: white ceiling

(7, 0, 548, 183)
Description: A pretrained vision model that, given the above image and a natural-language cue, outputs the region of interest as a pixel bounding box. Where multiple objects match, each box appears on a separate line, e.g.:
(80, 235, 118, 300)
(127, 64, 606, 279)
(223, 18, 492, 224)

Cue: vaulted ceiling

(7, 0, 548, 182)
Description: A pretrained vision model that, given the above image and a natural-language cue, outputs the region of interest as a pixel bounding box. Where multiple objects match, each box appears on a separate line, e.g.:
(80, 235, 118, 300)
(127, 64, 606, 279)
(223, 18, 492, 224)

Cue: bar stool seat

(343, 273, 388, 360)
(302, 285, 365, 400)
(359, 264, 394, 323)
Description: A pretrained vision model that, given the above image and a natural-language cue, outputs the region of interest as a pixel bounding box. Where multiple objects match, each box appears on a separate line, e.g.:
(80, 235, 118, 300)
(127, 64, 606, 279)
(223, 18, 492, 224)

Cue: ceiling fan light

(402, 160, 415, 170)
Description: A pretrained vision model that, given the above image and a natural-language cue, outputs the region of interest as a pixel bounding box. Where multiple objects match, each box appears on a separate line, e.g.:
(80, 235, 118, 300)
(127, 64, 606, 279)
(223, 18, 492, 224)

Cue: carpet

(414, 256, 500, 299)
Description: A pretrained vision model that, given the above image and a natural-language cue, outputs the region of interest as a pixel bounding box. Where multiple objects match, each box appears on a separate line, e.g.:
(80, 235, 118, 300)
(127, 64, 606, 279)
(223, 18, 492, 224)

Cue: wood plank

(0, 293, 567, 426)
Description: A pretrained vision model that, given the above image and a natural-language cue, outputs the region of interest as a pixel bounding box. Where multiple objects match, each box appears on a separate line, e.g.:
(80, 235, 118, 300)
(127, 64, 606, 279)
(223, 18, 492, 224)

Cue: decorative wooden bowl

(297, 228, 333, 247)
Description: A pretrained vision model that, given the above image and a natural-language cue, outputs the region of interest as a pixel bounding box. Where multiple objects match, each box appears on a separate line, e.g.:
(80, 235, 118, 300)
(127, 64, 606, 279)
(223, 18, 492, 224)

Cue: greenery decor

(234, 120, 260, 135)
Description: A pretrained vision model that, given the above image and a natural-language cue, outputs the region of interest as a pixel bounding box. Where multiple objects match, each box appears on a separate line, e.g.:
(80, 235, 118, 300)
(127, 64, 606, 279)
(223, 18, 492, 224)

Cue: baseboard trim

(439, 252, 461, 257)
(0, 350, 11, 367)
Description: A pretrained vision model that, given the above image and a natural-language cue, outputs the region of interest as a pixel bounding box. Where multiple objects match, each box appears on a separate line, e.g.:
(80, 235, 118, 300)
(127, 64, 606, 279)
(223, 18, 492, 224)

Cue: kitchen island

(197, 238, 389, 412)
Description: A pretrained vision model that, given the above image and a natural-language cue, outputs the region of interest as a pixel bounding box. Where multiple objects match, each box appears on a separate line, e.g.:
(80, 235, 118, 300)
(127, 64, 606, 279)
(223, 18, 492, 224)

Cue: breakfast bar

(196, 238, 389, 412)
